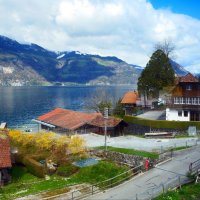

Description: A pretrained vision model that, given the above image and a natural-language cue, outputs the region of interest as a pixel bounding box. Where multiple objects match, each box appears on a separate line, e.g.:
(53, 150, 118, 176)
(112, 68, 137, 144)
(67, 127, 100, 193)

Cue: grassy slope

(0, 161, 129, 200)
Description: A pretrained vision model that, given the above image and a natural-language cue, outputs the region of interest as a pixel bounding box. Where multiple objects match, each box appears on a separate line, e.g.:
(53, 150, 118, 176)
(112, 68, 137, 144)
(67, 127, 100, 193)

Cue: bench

(145, 132, 175, 138)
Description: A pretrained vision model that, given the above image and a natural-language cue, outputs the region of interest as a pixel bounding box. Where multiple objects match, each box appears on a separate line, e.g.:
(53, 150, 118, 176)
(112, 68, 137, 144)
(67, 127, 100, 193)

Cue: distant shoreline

(0, 84, 137, 87)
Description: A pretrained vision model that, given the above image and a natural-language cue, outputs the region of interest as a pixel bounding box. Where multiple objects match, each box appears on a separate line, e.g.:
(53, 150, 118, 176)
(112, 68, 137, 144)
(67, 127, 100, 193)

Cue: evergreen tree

(138, 49, 175, 98)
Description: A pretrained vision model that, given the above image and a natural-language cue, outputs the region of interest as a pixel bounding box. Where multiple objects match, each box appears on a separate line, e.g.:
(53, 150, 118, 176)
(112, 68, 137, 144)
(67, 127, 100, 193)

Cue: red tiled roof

(0, 130, 12, 168)
(178, 73, 198, 83)
(88, 116, 122, 128)
(38, 108, 102, 130)
(121, 91, 139, 104)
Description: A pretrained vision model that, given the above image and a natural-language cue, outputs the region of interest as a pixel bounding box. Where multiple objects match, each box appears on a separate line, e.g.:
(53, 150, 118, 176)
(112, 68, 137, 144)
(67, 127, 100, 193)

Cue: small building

(88, 115, 127, 136)
(0, 130, 12, 185)
(121, 91, 140, 115)
(166, 73, 200, 121)
(0, 122, 7, 129)
(34, 108, 126, 136)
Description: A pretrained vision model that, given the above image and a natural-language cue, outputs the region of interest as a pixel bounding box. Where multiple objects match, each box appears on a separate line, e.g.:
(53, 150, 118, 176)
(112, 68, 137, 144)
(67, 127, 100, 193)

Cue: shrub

(124, 116, 200, 130)
(56, 164, 79, 177)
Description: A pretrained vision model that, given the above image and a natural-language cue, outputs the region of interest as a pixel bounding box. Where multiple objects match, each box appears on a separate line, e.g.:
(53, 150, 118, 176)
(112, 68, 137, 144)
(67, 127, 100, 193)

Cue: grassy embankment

(154, 182, 200, 200)
(0, 161, 129, 200)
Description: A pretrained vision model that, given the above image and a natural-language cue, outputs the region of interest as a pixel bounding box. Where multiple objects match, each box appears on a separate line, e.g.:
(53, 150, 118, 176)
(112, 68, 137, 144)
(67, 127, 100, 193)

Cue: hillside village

(1, 34, 200, 199)
(1, 0, 200, 199)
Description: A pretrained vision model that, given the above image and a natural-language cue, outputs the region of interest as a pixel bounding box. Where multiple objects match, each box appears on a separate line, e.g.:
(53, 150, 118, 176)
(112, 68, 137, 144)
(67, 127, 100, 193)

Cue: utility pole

(104, 107, 108, 151)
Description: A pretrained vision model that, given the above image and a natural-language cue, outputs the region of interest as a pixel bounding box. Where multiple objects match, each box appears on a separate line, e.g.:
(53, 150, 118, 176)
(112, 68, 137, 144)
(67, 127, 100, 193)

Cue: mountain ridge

(0, 35, 189, 86)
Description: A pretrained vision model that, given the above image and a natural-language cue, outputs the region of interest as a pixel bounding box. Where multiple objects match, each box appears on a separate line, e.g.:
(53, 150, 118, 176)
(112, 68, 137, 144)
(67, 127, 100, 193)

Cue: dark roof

(178, 73, 198, 83)
(38, 108, 102, 130)
(0, 130, 12, 168)
(88, 116, 122, 128)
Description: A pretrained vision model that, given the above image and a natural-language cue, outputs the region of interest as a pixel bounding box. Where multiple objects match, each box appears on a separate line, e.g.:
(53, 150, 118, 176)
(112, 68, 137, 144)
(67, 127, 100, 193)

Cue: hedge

(14, 153, 46, 178)
(124, 116, 200, 130)
(23, 156, 46, 178)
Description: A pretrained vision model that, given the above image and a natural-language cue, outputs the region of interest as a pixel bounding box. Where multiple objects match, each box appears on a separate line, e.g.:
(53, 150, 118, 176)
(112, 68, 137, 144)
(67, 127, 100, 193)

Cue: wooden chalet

(166, 73, 200, 121)
(121, 91, 139, 115)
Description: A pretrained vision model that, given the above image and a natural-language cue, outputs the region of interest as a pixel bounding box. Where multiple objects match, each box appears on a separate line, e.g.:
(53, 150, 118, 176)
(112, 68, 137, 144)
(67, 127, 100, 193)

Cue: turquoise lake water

(0, 85, 135, 128)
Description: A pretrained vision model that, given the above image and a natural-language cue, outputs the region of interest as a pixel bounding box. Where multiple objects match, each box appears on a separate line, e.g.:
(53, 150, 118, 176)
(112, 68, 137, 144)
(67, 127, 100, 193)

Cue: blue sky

(0, 0, 200, 73)
(150, 0, 200, 19)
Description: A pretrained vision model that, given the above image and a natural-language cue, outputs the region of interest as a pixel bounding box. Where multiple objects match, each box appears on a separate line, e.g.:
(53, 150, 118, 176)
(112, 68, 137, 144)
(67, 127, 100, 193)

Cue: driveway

(81, 134, 199, 152)
(137, 110, 165, 120)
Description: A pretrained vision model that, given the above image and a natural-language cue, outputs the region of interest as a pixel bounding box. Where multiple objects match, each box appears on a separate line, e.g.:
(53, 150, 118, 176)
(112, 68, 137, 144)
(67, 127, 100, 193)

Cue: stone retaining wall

(90, 149, 171, 168)
(90, 150, 146, 167)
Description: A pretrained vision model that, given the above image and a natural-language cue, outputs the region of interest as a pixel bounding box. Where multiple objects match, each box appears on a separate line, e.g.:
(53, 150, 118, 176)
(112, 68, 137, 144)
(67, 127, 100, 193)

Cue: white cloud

(0, 0, 200, 72)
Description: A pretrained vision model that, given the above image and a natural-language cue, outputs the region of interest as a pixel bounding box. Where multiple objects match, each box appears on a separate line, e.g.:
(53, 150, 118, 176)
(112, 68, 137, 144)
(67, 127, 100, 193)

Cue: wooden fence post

(162, 183, 165, 194)
(72, 191, 74, 200)
(92, 185, 94, 195)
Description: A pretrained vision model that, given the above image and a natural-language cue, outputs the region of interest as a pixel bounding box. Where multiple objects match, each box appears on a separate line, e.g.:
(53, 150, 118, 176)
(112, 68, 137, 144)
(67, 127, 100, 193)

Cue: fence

(135, 175, 190, 200)
(43, 165, 143, 200)
(189, 158, 200, 175)
(156, 138, 199, 153)
(71, 164, 143, 200)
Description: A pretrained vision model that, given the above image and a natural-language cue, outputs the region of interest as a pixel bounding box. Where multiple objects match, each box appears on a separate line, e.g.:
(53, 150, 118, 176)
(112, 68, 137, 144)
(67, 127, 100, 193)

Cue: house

(166, 73, 200, 121)
(0, 130, 12, 185)
(34, 108, 126, 136)
(121, 91, 139, 115)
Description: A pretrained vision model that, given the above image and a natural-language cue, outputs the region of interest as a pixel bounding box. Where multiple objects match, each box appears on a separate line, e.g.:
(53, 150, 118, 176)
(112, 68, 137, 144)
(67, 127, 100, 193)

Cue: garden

(0, 130, 131, 199)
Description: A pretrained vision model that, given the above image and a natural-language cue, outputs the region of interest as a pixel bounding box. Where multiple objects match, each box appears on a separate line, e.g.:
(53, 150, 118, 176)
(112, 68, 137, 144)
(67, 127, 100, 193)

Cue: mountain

(0, 35, 190, 86)
(0, 36, 140, 86)
(169, 59, 189, 76)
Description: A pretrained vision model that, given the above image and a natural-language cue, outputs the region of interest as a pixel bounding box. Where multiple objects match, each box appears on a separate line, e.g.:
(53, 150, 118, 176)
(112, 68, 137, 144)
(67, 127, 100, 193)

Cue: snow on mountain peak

(57, 54, 65, 59)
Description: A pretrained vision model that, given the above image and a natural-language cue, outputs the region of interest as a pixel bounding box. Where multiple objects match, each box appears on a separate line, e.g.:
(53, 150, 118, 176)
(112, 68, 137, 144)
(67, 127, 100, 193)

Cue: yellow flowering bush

(8, 130, 87, 160)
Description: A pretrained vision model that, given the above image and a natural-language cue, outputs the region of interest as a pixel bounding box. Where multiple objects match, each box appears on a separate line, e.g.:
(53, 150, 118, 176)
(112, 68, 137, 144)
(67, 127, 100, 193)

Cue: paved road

(84, 146, 200, 200)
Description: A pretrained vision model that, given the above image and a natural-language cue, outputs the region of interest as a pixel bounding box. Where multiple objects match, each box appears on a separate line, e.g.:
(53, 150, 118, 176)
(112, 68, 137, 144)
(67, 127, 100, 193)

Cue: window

(186, 85, 192, 90)
(184, 111, 188, 117)
(174, 97, 178, 104)
(178, 111, 182, 117)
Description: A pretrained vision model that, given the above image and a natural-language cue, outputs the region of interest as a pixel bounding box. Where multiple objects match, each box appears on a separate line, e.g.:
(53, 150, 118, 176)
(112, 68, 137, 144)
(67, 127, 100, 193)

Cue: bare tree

(85, 88, 112, 113)
(154, 39, 176, 58)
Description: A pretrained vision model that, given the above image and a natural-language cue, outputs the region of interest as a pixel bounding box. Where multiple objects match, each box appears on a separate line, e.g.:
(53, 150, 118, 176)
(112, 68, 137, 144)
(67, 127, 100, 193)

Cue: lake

(0, 85, 135, 128)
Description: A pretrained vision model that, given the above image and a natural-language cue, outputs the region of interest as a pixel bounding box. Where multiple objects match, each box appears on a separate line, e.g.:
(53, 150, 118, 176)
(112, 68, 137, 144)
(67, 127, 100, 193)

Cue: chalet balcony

(167, 97, 200, 110)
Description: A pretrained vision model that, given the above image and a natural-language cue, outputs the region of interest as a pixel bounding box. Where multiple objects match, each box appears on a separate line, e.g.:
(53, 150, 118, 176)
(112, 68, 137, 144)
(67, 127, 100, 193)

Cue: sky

(0, 0, 200, 73)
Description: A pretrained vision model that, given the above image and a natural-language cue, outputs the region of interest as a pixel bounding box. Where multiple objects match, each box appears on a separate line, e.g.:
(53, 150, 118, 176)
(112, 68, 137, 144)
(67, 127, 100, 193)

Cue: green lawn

(69, 160, 129, 185)
(175, 134, 196, 138)
(0, 161, 129, 199)
(96, 146, 159, 159)
(169, 146, 190, 151)
(154, 182, 200, 200)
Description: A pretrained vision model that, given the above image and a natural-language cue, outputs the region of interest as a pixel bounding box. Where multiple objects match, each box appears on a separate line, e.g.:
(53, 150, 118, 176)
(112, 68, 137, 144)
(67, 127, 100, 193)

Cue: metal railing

(70, 164, 143, 200)
(135, 175, 190, 200)
(189, 158, 200, 174)
(42, 164, 143, 200)
(156, 138, 199, 153)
